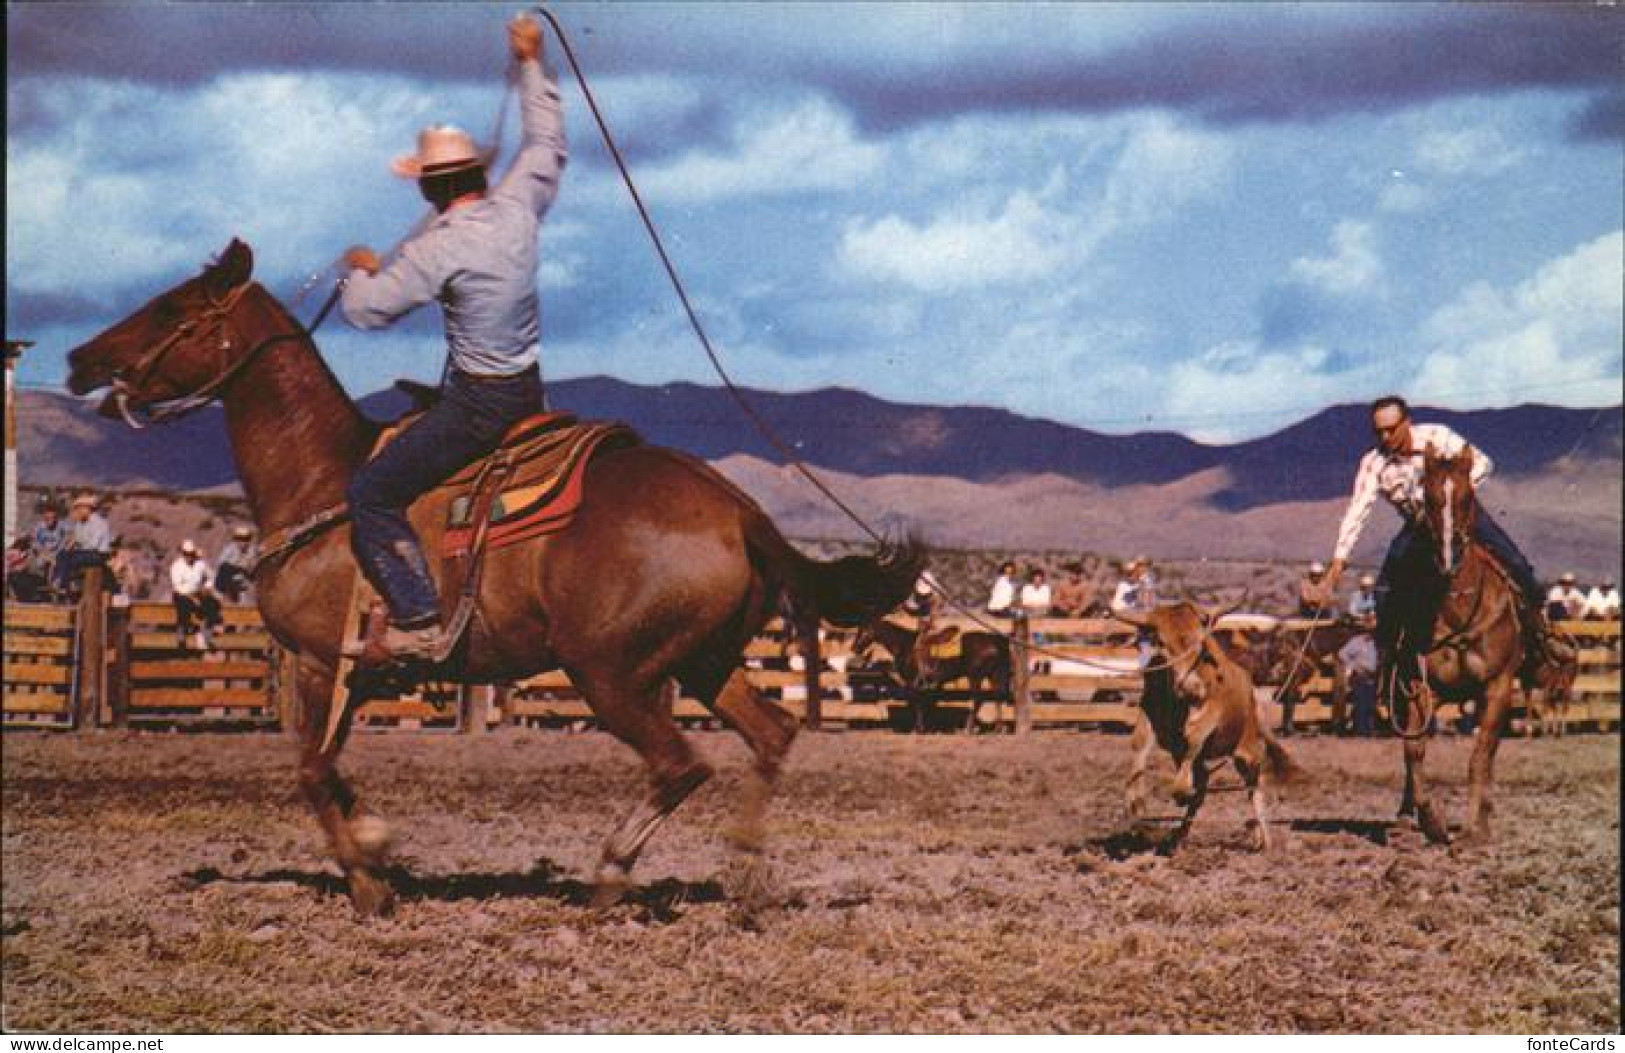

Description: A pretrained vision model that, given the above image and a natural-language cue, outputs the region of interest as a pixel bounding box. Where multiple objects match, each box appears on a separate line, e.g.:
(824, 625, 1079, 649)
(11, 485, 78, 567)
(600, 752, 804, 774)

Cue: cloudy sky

(7, 1, 1622, 440)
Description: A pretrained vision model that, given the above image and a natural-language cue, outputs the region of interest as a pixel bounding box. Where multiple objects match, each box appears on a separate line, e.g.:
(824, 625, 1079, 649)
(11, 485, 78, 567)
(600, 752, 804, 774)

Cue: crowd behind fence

(3, 569, 1619, 735)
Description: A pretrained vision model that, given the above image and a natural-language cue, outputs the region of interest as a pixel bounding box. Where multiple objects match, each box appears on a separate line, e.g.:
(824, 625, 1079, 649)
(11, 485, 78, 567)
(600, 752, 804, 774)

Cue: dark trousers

(174, 592, 222, 635)
(1349, 675, 1377, 736)
(215, 563, 250, 603)
(54, 551, 108, 593)
(347, 366, 545, 627)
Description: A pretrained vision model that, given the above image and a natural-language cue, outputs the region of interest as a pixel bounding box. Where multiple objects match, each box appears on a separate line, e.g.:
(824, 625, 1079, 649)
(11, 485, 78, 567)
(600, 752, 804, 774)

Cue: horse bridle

(110, 278, 340, 430)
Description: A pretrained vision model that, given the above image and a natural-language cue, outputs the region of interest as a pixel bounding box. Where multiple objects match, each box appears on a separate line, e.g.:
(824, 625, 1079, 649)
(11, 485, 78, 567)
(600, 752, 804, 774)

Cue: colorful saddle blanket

(436, 412, 639, 558)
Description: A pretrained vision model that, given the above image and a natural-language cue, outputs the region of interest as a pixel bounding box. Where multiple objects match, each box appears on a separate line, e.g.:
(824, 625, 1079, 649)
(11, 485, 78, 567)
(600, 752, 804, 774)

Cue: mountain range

(13, 380, 1622, 576)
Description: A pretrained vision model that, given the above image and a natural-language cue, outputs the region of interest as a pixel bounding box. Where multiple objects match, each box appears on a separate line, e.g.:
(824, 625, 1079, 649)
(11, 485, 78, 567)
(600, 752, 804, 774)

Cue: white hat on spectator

(180, 539, 199, 556)
(232, 526, 253, 540)
(1359, 573, 1376, 587)
(72, 493, 97, 510)
(1309, 561, 1326, 576)
(1560, 571, 1576, 583)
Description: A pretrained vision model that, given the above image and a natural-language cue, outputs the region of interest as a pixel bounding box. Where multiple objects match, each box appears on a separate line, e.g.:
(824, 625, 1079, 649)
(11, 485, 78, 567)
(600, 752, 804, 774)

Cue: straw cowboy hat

(1559, 571, 1577, 584)
(231, 526, 254, 540)
(180, 539, 200, 556)
(1308, 561, 1326, 576)
(72, 493, 98, 510)
(391, 125, 487, 180)
(1359, 573, 1376, 587)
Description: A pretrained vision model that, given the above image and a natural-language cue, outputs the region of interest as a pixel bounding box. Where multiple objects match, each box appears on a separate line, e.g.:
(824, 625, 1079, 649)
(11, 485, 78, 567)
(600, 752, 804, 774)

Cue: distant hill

(14, 382, 1621, 576)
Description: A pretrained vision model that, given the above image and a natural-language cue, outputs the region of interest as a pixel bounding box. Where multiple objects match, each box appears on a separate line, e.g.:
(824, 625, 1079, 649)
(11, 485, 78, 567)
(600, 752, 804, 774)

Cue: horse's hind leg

(293, 657, 394, 916)
(581, 670, 714, 907)
(705, 668, 798, 850)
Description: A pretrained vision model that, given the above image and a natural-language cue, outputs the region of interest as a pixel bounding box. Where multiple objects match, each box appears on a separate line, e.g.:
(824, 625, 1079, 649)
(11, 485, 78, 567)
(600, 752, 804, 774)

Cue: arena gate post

(103, 598, 130, 727)
(74, 566, 107, 729)
(1012, 611, 1033, 736)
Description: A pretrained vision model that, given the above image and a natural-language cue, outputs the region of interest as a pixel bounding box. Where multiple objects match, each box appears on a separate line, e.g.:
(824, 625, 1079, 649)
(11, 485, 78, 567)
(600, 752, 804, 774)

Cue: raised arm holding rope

(339, 15, 563, 660)
(1310, 395, 1569, 692)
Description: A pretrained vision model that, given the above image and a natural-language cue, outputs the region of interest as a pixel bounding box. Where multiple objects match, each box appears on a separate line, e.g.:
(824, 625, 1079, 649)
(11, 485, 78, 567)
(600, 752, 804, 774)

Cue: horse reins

(110, 281, 337, 430)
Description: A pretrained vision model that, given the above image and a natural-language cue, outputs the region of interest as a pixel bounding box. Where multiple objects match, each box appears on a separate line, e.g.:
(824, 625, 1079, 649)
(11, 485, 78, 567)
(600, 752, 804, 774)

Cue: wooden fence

(4, 572, 1619, 734)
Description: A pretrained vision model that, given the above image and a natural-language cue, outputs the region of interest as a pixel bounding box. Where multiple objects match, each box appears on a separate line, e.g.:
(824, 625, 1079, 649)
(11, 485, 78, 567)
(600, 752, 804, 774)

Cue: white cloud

(1411, 231, 1624, 408)
(835, 113, 1231, 295)
(1162, 341, 1363, 443)
(632, 97, 883, 203)
(1288, 220, 1383, 296)
(1413, 126, 1524, 177)
(836, 190, 1072, 294)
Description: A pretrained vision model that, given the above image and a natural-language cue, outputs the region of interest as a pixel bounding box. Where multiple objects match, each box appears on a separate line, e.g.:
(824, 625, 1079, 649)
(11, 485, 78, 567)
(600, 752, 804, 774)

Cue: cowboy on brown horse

(1310, 395, 1569, 693)
(338, 14, 561, 661)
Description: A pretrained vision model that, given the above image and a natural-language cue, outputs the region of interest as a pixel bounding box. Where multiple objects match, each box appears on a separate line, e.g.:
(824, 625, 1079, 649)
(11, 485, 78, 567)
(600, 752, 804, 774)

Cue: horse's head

(66, 238, 257, 423)
(1421, 443, 1477, 574)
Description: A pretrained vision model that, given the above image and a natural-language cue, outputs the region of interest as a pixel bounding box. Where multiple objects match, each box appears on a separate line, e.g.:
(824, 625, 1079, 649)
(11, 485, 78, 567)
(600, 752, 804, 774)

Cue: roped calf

(1115, 601, 1301, 853)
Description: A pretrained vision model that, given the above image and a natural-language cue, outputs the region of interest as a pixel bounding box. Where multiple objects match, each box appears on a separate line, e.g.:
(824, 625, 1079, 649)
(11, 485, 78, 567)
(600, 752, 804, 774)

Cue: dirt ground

(2, 727, 1617, 1034)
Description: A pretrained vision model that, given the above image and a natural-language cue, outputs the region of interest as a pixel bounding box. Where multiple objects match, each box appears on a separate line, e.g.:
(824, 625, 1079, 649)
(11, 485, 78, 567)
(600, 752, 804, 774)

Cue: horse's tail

(742, 510, 925, 630)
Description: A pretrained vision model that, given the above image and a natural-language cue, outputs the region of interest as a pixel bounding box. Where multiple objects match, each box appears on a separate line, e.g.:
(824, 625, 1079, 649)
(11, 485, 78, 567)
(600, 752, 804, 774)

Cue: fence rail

(4, 573, 1619, 735)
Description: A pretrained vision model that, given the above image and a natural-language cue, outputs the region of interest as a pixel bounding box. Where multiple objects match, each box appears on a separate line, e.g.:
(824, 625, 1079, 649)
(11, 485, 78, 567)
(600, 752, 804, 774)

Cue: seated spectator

(1545, 572, 1587, 622)
(29, 501, 66, 593)
(987, 561, 1017, 618)
(53, 493, 112, 596)
(1019, 568, 1052, 618)
(1111, 556, 1158, 668)
(1110, 556, 1156, 615)
(170, 539, 222, 650)
(1337, 631, 1379, 737)
(5, 537, 46, 602)
(1051, 562, 1091, 618)
(106, 538, 143, 606)
(1347, 573, 1378, 625)
(215, 525, 258, 604)
(1582, 576, 1619, 621)
(1298, 561, 1331, 617)
(902, 573, 937, 620)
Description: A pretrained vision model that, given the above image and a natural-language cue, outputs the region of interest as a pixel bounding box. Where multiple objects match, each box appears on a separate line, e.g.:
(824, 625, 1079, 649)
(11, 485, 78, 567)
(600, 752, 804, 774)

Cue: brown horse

(852, 617, 1012, 733)
(65, 239, 922, 915)
(1394, 445, 1524, 843)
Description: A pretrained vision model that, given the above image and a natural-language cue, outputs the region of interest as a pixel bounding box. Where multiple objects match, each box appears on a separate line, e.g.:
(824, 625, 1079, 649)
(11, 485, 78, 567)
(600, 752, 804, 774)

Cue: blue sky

(7, 1, 1622, 440)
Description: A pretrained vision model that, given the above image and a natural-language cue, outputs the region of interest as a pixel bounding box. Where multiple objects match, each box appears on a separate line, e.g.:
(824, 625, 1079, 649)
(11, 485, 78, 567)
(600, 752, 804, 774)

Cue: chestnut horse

(1393, 446, 1523, 843)
(66, 239, 922, 915)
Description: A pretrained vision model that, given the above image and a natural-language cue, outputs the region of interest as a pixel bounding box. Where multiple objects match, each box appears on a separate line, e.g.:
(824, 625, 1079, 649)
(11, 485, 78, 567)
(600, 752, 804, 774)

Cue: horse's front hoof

(1417, 805, 1451, 845)
(347, 871, 396, 917)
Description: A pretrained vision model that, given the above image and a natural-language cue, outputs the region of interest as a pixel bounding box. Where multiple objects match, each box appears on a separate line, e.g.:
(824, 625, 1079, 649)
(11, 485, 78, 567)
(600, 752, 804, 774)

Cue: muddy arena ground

(1, 728, 1617, 1033)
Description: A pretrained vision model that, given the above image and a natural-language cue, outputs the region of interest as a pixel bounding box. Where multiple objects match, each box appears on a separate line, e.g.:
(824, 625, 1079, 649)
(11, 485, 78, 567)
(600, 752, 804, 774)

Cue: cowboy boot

(1519, 607, 1575, 692)
(342, 617, 446, 664)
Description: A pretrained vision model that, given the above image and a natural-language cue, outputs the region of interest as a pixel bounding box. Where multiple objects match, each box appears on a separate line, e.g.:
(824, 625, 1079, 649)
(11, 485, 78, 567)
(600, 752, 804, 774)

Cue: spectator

(1545, 572, 1586, 622)
(29, 501, 66, 590)
(987, 561, 1017, 618)
(1298, 561, 1331, 617)
(1019, 568, 1052, 618)
(1051, 562, 1091, 618)
(1337, 631, 1380, 737)
(902, 573, 937, 620)
(1348, 573, 1379, 625)
(54, 493, 112, 595)
(1110, 556, 1157, 615)
(1112, 556, 1159, 669)
(215, 525, 258, 604)
(169, 539, 222, 650)
(5, 537, 46, 602)
(1582, 576, 1619, 621)
(106, 538, 143, 606)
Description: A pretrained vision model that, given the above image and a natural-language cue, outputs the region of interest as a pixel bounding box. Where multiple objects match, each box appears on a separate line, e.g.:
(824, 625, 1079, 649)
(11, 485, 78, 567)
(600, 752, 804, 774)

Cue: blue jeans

(347, 366, 545, 627)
